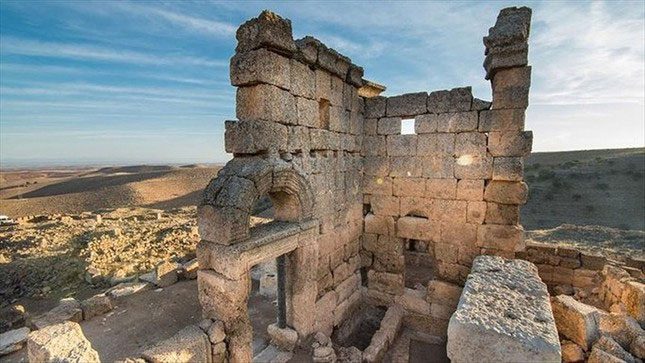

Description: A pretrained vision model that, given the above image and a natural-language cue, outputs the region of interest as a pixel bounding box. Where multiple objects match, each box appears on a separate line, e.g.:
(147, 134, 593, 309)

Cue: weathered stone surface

(142, 325, 211, 363)
(471, 98, 492, 111)
(593, 335, 637, 363)
(448, 87, 473, 112)
(479, 109, 525, 131)
(397, 216, 439, 242)
(107, 282, 150, 298)
(415, 114, 437, 133)
(0, 327, 29, 356)
(492, 66, 531, 109)
(230, 48, 290, 89)
(225, 119, 288, 154)
(155, 260, 179, 287)
(436, 112, 478, 133)
(81, 294, 113, 320)
(588, 346, 625, 363)
(561, 340, 585, 363)
(622, 281, 645, 325)
(427, 90, 450, 114)
(368, 270, 404, 295)
(377, 117, 401, 135)
(236, 10, 296, 55)
(30, 298, 82, 330)
(485, 202, 520, 225)
(447, 256, 561, 363)
(483, 7, 532, 79)
(551, 295, 602, 350)
(207, 320, 226, 344)
(386, 92, 428, 117)
(455, 132, 487, 156)
(493, 157, 524, 181)
(417, 133, 455, 156)
(290, 59, 315, 98)
(426, 178, 457, 199)
(488, 130, 533, 157)
(365, 96, 386, 118)
(455, 154, 493, 179)
(387, 135, 417, 156)
(236, 84, 296, 125)
(268, 323, 298, 351)
(28, 322, 100, 363)
(477, 224, 524, 252)
(484, 180, 529, 204)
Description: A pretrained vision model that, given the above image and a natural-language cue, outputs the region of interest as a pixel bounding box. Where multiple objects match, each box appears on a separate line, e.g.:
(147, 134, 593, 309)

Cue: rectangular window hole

(401, 118, 416, 135)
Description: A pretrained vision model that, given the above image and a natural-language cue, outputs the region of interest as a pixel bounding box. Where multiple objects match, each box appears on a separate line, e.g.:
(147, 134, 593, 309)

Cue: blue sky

(1, 1, 643, 167)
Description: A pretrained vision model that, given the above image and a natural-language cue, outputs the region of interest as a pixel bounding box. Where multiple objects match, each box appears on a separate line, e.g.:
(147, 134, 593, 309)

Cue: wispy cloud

(0, 36, 227, 67)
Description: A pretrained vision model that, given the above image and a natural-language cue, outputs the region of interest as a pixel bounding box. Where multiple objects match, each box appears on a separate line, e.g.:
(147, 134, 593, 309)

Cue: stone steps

(253, 344, 293, 363)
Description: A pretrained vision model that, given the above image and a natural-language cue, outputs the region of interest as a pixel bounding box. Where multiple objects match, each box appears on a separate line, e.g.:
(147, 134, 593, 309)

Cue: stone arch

(198, 157, 315, 245)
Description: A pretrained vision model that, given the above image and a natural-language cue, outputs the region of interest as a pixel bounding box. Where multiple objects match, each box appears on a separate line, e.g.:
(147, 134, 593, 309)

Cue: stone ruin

(2, 6, 642, 363)
(194, 6, 551, 362)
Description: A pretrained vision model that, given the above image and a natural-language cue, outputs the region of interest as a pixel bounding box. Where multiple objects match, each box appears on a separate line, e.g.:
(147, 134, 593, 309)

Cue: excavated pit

(332, 305, 386, 351)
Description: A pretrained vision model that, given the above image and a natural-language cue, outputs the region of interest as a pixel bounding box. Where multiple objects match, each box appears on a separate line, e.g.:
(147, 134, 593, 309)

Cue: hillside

(0, 165, 221, 217)
(523, 147, 644, 230)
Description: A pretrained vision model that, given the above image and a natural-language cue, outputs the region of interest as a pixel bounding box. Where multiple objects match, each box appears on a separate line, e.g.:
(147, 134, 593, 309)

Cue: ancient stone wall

(197, 10, 366, 361)
(360, 7, 534, 308)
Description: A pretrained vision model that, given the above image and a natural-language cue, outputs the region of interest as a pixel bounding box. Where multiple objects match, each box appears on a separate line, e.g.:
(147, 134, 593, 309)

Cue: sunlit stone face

(457, 154, 474, 166)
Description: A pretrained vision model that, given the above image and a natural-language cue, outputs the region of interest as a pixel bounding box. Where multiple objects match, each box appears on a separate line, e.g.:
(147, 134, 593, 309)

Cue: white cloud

(0, 36, 227, 67)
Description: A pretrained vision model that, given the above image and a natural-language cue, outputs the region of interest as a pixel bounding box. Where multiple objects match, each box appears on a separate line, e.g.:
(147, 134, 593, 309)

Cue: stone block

(492, 66, 531, 109)
(364, 118, 378, 135)
(582, 253, 607, 270)
(427, 280, 462, 307)
(417, 133, 455, 156)
(317, 45, 350, 79)
(415, 114, 438, 133)
(28, 322, 99, 363)
(315, 68, 331, 101)
(427, 90, 450, 114)
(457, 179, 484, 201)
(448, 87, 473, 112)
(224, 119, 288, 154)
(81, 294, 112, 321)
(329, 105, 350, 133)
(268, 323, 298, 352)
(488, 131, 533, 157)
(287, 125, 310, 153)
(296, 97, 319, 128)
(478, 109, 525, 132)
(142, 325, 211, 363)
(397, 216, 440, 242)
(493, 157, 524, 181)
(446, 256, 561, 363)
(363, 175, 392, 195)
(471, 98, 492, 111)
(422, 156, 454, 179)
(371, 235, 405, 274)
(236, 84, 296, 124)
(368, 270, 404, 295)
(622, 281, 645, 325)
(551, 295, 602, 350)
(155, 260, 179, 287)
(364, 156, 390, 176)
(290, 59, 315, 98)
(390, 157, 422, 178)
(561, 340, 584, 363)
(387, 92, 428, 116)
(335, 273, 361, 303)
(440, 221, 477, 247)
(454, 154, 493, 179)
(455, 132, 487, 156)
(387, 135, 417, 156)
(198, 270, 249, 321)
(329, 75, 344, 107)
(426, 178, 457, 199)
(377, 117, 401, 135)
(230, 48, 290, 89)
(435, 242, 459, 264)
(467, 201, 487, 224)
(436, 112, 478, 132)
(593, 335, 636, 363)
(364, 213, 395, 236)
(236, 10, 296, 55)
(393, 177, 425, 197)
(485, 202, 520, 225)
(477, 224, 524, 252)
(207, 320, 226, 344)
(361, 135, 386, 156)
(400, 196, 433, 218)
(30, 298, 82, 330)
(370, 195, 399, 216)
(587, 346, 626, 363)
(0, 327, 29, 356)
(430, 199, 467, 223)
(395, 288, 431, 315)
(484, 181, 529, 204)
(365, 96, 387, 119)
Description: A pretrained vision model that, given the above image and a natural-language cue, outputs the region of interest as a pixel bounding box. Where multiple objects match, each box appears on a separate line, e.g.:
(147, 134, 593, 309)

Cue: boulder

(593, 335, 637, 363)
(30, 298, 82, 330)
(81, 294, 113, 320)
(267, 323, 298, 352)
(27, 322, 99, 362)
(551, 295, 602, 350)
(587, 346, 625, 363)
(0, 327, 30, 356)
(561, 340, 584, 363)
(447, 256, 561, 363)
(142, 325, 211, 363)
(107, 282, 150, 298)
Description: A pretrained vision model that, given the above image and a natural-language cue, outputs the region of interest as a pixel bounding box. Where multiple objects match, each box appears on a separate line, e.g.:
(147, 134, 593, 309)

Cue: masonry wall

(199, 10, 367, 344)
(360, 8, 534, 310)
